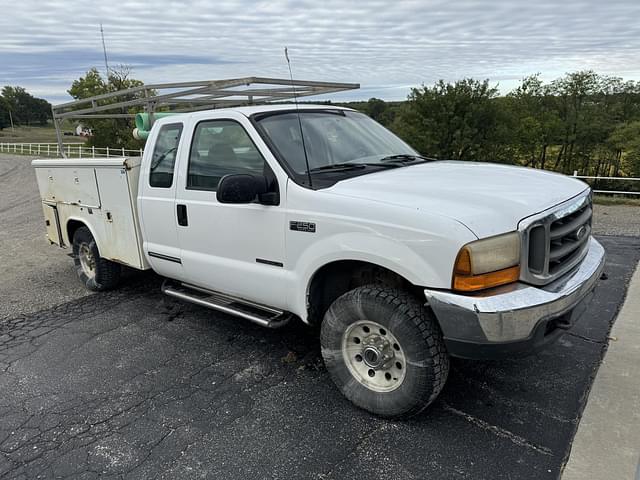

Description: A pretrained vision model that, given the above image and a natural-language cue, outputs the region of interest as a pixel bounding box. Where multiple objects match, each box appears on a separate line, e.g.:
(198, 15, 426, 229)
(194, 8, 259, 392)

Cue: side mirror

(216, 174, 268, 204)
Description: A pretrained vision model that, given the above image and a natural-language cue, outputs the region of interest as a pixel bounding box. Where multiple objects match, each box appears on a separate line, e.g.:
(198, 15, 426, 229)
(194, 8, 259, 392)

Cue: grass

(0, 124, 86, 144)
(593, 195, 640, 206)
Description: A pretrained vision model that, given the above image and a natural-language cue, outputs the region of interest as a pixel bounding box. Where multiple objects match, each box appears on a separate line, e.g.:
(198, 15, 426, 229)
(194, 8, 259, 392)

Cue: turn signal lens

(452, 232, 521, 292)
(453, 265, 521, 292)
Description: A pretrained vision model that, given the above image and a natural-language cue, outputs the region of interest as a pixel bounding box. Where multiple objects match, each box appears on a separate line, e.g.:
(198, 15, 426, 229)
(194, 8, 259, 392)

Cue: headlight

(452, 232, 521, 292)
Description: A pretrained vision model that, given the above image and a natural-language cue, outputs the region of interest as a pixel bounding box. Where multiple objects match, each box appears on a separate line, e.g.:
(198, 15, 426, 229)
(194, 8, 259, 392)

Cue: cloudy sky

(1, 0, 639, 104)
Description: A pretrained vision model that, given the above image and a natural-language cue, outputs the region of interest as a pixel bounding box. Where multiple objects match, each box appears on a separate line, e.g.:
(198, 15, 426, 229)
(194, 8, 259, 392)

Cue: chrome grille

(520, 190, 593, 286)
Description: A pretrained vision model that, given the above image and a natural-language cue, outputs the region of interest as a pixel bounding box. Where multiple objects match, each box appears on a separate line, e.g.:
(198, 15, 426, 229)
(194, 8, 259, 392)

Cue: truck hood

(326, 161, 589, 238)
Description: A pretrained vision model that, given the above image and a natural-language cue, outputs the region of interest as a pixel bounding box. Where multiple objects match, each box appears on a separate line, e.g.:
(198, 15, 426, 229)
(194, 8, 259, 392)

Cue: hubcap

(78, 243, 96, 278)
(341, 320, 407, 392)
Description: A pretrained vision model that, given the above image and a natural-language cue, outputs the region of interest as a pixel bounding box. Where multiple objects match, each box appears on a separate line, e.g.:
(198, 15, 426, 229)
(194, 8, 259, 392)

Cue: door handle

(177, 204, 188, 226)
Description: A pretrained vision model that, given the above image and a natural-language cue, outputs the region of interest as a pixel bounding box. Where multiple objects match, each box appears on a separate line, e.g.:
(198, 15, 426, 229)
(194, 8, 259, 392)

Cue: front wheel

(72, 226, 121, 291)
(320, 285, 449, 418)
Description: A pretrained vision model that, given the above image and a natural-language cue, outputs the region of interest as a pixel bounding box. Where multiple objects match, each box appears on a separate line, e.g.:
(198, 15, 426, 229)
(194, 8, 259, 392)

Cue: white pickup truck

(33, 104, 605, 418)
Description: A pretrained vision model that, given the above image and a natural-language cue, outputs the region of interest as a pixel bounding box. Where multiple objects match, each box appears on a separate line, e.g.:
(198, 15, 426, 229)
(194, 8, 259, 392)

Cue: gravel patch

(593, 204, 640, 237)
(0, 154, 90, 321)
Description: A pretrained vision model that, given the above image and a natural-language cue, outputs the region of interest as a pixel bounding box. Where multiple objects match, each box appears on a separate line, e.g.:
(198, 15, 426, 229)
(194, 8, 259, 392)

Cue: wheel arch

(305, 259, 424, 325)
(65, 218, 99, 249)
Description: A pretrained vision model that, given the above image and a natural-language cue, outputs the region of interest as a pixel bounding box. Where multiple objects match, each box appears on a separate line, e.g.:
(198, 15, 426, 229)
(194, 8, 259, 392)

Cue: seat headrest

(208, 143, 236, 167)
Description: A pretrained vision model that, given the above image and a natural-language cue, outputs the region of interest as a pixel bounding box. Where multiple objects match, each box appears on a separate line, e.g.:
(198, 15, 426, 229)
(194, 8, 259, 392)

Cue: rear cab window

(149, 123, 183, 188)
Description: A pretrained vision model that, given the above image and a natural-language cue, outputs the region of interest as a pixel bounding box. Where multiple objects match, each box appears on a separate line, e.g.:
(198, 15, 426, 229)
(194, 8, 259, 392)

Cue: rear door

(138, 122, 185, 278)
(174, 113, 288, 308)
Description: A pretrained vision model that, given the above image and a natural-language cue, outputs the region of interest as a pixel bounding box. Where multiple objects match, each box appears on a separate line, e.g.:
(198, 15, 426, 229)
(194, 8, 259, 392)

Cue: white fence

(572, 172, 640, 196)
(0, 142, 143, 158)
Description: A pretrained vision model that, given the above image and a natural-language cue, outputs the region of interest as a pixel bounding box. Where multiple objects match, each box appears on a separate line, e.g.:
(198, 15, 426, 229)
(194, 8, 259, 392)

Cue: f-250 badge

(290, 221, 316, 233)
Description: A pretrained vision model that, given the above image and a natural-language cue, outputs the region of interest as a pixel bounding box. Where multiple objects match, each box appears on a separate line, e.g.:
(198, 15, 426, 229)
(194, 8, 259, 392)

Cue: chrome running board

(161, 280, 291, 328)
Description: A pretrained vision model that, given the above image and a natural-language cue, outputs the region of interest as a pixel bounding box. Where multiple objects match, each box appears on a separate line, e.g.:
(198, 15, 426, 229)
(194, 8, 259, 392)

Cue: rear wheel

(320, 285, 449, 418)
(72, 226, 121, 291)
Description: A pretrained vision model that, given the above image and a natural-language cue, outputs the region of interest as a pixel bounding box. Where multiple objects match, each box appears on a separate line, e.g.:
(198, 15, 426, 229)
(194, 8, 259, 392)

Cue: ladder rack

(52, 76, 359, 156)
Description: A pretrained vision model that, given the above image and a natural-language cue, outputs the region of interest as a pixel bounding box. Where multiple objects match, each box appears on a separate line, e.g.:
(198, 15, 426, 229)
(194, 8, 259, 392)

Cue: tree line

(0, 87, 52, 129)
(349, 71, 640, 181)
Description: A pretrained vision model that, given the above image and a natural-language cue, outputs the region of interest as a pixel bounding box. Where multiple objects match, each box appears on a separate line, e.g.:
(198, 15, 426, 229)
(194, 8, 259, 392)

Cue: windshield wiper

(308, 162, 400, 173)
(380, 154, 437, 163)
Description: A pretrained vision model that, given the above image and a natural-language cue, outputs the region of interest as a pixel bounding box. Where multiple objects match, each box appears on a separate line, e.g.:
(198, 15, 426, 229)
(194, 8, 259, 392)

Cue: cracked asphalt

(1, 153, 640, 479)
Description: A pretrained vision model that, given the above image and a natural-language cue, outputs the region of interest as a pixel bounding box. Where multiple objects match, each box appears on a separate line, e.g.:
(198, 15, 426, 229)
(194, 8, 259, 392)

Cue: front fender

(288, 228, 475, 322)
(284, 180, 479, 322)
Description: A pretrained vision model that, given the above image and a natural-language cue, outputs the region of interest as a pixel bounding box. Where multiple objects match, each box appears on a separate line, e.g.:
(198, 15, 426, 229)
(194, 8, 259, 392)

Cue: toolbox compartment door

(35, 167, 101, 207)
(42, 203, 63, 246)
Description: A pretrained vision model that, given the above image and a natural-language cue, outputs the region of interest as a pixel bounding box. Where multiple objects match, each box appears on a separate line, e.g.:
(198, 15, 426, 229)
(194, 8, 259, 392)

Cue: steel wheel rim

(341, 319, 407, 393)
(78, 243, 96, 279)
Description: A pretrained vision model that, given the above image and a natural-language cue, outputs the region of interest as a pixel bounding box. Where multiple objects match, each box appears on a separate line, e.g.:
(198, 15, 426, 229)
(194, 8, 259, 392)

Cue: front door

(174, 116, 288, 308)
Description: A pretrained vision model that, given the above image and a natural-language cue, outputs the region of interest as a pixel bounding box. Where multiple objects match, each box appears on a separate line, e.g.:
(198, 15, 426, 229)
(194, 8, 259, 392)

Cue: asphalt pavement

(1, 153, 639, 479)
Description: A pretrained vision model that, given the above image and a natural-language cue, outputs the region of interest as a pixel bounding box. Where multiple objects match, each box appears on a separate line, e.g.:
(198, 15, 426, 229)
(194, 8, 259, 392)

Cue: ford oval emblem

(574, 226, 587, 240)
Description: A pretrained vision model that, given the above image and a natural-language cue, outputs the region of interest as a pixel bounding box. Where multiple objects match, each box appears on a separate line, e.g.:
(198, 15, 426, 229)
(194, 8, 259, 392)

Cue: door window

(187, 120, 267, 191)
(149, 123, 183, 188)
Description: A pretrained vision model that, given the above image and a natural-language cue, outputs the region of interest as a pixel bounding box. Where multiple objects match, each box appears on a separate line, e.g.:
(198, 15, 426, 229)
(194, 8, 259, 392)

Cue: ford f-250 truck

(33, 103, 605, 418)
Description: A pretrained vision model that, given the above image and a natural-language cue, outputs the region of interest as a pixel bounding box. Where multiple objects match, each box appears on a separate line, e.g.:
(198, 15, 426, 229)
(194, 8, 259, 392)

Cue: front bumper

(424, 237, 605, 359)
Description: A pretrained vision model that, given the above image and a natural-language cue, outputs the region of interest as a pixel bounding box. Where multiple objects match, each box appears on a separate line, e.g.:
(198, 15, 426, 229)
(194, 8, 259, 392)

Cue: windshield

(255, 110, 419, 177)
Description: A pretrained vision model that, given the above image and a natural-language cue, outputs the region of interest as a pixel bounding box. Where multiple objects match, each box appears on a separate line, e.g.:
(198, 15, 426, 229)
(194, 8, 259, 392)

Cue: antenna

(284, 47, 313, 187)
(100, 23, 110, 77)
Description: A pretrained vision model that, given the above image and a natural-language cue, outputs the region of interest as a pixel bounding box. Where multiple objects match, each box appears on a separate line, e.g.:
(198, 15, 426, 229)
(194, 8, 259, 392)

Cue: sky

(1, 0, 640, 104)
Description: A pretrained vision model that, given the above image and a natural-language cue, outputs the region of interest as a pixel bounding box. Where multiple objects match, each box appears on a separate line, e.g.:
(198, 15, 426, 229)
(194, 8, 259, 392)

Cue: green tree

(393, 78, 503, 160)
(67, 66, 145, 149)
(0, 98, 9, 130)
(608, 121, 640, 177)
(506, 74, 561, 169)
(547, 71, 604, 174)
(363, 98, 399, 125)
(340, 98, 401, 127)
(67, 68, 108, 99)
(1, 86, 51, 126)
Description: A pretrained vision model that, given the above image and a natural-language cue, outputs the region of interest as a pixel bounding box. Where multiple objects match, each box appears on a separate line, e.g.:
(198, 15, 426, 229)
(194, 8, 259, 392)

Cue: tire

(320, 285, 449, 418)
(72, 226, 121, 291)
